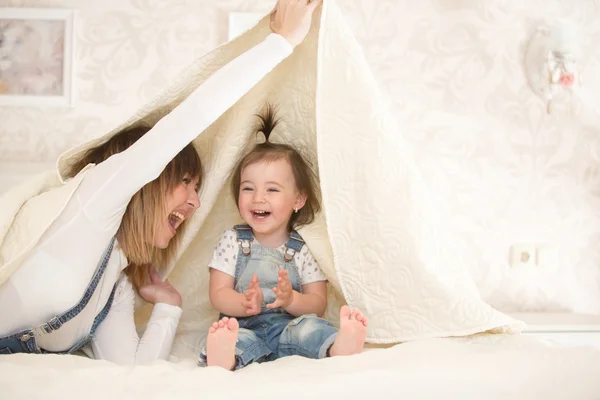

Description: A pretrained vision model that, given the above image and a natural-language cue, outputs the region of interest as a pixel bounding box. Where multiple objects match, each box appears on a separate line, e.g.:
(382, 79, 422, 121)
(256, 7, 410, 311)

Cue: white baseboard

(0, 162, 56, 195)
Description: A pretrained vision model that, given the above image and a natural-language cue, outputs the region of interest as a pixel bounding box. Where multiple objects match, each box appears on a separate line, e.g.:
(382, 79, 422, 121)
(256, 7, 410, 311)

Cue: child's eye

(242, 187, 253, 191)
(182, 177, 191, 185)
(267, 188, 280, 192)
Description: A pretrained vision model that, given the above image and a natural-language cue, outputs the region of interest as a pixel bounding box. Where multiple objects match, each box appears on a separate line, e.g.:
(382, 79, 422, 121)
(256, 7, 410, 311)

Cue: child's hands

(241, 274, 263, 315)
(267, 270, 294, 310)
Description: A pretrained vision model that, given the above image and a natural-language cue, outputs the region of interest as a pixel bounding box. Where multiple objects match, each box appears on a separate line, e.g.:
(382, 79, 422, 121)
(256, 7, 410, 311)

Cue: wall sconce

(525, 23, 580, 114)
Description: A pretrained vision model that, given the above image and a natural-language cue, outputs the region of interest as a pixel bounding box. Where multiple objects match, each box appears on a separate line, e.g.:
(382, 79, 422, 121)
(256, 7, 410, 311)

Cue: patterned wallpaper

(1, 0, 600, 313)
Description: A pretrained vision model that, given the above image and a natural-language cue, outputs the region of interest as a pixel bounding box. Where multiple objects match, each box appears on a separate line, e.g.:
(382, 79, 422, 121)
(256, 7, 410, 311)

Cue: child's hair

(231, 105, 321, 231)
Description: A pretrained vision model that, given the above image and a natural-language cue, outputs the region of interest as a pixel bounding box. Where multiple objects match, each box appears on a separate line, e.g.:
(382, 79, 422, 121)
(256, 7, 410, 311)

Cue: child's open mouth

(252, 210, 271, 219)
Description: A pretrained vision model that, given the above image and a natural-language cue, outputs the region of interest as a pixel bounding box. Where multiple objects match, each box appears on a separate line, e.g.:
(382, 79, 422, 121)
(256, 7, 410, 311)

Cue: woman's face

(154, 174, 201, 248)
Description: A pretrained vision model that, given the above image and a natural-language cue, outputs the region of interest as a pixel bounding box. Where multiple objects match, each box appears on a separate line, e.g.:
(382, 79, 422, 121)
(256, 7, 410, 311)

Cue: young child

(198, 107, 368, 370)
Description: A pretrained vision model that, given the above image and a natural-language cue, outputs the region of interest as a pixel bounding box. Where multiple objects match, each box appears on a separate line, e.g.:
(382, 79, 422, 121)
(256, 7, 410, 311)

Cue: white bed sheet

(2, 334, 599, 399)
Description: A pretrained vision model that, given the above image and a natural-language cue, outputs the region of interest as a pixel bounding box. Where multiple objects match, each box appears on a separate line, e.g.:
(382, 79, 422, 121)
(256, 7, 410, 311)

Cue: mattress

(2, 333, 599, 399)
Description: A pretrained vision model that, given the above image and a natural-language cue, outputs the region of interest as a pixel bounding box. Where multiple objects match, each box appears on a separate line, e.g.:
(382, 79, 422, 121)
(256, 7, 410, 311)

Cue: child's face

(238, 158, 306, 242)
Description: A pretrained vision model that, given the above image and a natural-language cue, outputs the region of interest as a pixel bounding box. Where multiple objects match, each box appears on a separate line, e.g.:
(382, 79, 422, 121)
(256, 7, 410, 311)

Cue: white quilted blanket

(3, 1, 521, 351)
(148, 0, 518, 346)
(2, 334, 600, 399)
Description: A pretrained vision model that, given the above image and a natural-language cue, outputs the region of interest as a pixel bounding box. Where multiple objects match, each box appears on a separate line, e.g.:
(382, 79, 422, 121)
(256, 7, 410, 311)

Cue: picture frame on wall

(0, 8, 74, 107)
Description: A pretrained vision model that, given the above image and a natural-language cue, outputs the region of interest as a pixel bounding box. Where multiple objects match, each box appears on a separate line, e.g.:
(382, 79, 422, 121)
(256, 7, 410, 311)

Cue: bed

(2, 333, 599, 399)
(2, 2, 599, 398)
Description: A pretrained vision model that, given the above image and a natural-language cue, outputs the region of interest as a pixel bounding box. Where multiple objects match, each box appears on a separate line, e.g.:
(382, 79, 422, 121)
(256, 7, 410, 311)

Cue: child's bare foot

(206, 317, 239, 370)
(329, 305, 368, 357)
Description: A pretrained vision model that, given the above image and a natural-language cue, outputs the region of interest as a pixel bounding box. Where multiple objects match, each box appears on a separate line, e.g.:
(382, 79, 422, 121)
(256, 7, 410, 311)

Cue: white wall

(1, 0, 600, 313)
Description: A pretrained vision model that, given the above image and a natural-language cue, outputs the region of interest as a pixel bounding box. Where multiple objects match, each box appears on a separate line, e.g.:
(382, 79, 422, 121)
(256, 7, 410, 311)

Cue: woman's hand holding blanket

(270, 0, 323, 47)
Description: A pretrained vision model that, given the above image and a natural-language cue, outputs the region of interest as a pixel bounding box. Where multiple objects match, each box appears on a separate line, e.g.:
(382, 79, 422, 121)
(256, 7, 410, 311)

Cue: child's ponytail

(254, 103, 279, 144)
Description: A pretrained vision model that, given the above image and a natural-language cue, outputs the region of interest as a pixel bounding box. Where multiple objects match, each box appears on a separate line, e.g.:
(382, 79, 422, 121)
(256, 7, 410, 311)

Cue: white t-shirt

(209, 229, 326, 285)
(0, 33, 293, 364)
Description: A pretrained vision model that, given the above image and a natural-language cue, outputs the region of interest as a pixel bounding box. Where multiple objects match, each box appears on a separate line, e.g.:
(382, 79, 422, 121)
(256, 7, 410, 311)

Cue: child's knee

(282, 314, 332, 343)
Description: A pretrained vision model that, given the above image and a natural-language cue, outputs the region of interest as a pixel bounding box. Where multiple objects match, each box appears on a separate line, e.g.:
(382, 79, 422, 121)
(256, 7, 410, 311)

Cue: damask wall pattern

(1, 0, 599, 313)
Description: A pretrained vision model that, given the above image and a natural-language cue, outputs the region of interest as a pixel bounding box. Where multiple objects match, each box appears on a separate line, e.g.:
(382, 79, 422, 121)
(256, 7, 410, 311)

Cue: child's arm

(287, 281, 328, 317)
(208, 230, 263, 317)
(266, 270, 327, 317)
(209, 269, 263, 317)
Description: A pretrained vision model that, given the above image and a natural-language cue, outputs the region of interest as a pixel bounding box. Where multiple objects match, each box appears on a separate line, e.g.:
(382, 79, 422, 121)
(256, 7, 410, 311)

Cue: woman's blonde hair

(231, 106, 321, 232)
(69, 125, 203, 289)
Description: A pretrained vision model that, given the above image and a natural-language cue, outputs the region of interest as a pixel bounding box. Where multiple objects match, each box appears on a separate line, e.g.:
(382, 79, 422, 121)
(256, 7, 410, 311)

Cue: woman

(0, 0, 323, 364)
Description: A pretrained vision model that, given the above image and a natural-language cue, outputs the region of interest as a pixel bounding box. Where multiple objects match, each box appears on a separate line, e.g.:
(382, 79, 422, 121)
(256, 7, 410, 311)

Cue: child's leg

(198, 317, 273, 370)
(262, 313, 296, 360)
(278, 306, 368, 359)
(278, 315, 338, 359)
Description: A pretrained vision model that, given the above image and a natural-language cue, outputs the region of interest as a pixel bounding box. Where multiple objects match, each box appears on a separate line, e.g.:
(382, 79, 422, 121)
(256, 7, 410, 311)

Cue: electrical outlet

(510, 244, 538, 268)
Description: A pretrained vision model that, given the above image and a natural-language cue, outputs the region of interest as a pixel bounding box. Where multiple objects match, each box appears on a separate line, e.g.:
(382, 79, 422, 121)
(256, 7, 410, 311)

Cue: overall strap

(43, 283, 119, 355)
(234, 224, 253, 256)
(36, 237, 116, 335)
(89, 283, 118, 336)
(283, 231, 305, 262)
(0, 237, 117, 354)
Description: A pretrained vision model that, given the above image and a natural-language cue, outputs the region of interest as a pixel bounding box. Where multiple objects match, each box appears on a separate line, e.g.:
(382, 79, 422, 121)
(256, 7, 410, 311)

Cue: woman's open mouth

(168, 211, 185, 233)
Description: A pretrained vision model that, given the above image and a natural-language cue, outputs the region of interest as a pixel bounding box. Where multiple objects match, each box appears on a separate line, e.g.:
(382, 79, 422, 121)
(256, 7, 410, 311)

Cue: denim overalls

(0, 238, 117, 355)
(199, 225, 337, 369)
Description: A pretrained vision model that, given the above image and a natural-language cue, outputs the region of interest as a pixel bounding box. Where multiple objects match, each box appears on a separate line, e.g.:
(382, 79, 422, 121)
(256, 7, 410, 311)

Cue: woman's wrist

(267, 32, 295, 52)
